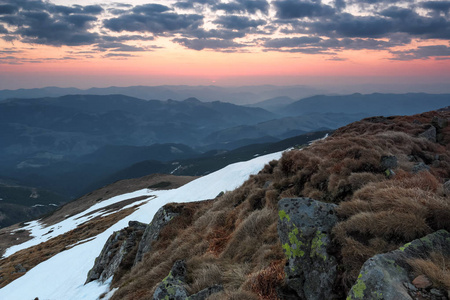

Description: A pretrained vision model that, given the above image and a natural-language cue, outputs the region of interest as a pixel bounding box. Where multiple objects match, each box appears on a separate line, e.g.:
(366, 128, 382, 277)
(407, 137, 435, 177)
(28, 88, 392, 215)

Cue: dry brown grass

(57, 109, 450, 299)
(408, 251, 450, 289)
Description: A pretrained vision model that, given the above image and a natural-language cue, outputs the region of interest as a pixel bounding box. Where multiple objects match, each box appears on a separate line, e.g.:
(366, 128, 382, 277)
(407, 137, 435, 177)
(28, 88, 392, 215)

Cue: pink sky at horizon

(0, 0, 449, 90)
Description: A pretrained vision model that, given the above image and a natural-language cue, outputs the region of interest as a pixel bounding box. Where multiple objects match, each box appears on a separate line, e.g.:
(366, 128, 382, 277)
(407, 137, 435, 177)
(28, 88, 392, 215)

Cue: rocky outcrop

(86, 204, 184, 285)
(134, 205, 181, 266)
(152, 260, 223, 300)
(347, 230, 450, 300)
(85, 221, 146, 283)
(277, 197, 339, 300)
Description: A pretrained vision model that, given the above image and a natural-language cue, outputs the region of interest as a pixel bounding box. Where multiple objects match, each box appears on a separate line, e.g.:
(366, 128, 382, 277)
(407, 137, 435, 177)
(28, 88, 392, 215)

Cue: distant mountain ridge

(277, 93, 450, 116)
(0, 85, 324, 105)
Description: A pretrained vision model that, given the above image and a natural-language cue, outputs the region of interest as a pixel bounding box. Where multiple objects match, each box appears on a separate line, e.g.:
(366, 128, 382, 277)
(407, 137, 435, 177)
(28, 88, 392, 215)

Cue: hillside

(0, 108, 449, 300)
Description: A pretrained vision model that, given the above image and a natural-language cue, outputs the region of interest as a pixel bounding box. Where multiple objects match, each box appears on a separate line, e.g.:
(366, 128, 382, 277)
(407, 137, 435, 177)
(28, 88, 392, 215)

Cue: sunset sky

(0, 0, 449, 89)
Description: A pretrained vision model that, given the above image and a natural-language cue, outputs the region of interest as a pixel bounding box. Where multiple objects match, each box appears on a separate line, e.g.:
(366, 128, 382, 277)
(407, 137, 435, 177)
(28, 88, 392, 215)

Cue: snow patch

(0, 150, 284, 300)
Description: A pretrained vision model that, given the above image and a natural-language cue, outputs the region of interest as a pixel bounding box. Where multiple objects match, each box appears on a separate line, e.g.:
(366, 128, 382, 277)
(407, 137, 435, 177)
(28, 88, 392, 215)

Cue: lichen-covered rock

(153, 260, 189, 300)
(277, 197, 339, 300)
(347, 230, 450, 300)
(134, 206, 180, 266)
(85, 221, 146, 283)
(152, 261, 223, 300)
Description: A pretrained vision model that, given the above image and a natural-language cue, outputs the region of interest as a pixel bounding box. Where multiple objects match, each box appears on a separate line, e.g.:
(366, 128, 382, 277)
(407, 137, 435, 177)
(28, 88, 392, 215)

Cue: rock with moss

(153, 260, 189, 300)
(152, 261, 223, 300)
(277, 197, 339, 300)
(134, 205, 180, 265)
(347, 230, 450, 300)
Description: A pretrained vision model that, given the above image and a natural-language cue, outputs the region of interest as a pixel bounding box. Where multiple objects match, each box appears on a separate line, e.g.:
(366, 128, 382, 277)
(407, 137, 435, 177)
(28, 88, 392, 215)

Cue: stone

(85, 221, 146, 283)
(347, 230, 450, 300)
(419, 126, 437, 143)
(134, 205, 181, 266)
(189, 284, 224, 300)
(443, 180, 450, 197)
(152, 261, 223, 300)
(14, 264, 26, 273)
(412, 162, 430, 173)
(381, 156, 398, 169)
(277, 198, 339, 300)
(152, 260, 189, 300)
(431, 116, 448, 130)
(412, 275, 432, 289)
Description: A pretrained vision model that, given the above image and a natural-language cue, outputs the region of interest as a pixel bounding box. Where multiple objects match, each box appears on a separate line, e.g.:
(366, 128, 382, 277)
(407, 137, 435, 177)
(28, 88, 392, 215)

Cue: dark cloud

(390, 45, 450, 60)
(0, 0, 100, 46)
(132, 4, 171, 14)
(214, 0, 270, 15)
(422, 1, 450, 13)
(103, 4, 203, 35)
(214, 16, 266, 30)
(187, 29, 246, 39)
(95, 42, 148, 52)
(102, 35, 155, 42)
(274, 0, 335, 19)
(173, 38, 246, 50)
(173, 0, 218, 9)
(103, 53, 137, 58)
(263, 36, 322, 48)
(0, 4, 18, 15)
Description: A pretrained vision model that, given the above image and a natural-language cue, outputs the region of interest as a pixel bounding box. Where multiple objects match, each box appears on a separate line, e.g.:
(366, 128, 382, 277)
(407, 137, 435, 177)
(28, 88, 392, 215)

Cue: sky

(0, 0, 449, 89)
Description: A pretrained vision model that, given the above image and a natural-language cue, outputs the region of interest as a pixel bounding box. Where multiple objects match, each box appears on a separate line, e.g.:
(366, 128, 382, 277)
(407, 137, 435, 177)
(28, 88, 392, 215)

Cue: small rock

(385, 169, 396, 178)
(443, 180, 450, 197)
(413, 275, 432, 289)
(412, 162, 430, 173)
(381, 155, 398, 169)
(430, 288, 444, 296)
(419, 126, 437, 143)
(14, 264, 26, 273)
(403, 281, 417, 292)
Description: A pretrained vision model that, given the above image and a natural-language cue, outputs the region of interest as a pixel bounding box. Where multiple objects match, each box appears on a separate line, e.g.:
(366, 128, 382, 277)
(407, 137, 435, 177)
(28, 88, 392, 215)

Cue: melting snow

(0, 151, 283, 300)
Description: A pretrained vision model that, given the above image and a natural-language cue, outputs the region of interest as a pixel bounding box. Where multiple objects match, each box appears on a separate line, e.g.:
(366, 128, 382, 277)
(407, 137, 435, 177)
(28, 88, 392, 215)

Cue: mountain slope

(279, 93, 450, 116)
(0, 151, 284, 299)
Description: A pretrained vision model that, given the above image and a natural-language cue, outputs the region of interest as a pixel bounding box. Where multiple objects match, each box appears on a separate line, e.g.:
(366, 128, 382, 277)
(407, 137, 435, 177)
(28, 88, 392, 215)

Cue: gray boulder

(443, 180, 450, 196)
(277, 198, 339, 300)
(412, 162, 430, 173)
(419, 126, 437, 143)
(85, 221, 146, 283)
(381, 155, 398, 170)
(347, 229, 450, 300)
(134, 205, 180, 266)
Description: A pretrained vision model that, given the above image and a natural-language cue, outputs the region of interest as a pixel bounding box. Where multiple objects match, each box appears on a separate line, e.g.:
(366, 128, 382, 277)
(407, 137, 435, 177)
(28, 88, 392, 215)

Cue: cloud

(95, 42, 148, 52)
(103, 4, 203, 35)
(0, 0, 100, 46)
(173, 38, 246, 50)
(0, 4, 18, 15)
(0, 24, 7, 34)
(214, 0, 270, 14)
(390, 45, 450, 60)
(263, 36, 323, 48)
(274, 0, 335, 19)
(214, 16, 266, 30)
